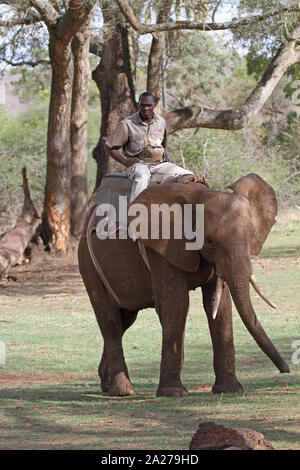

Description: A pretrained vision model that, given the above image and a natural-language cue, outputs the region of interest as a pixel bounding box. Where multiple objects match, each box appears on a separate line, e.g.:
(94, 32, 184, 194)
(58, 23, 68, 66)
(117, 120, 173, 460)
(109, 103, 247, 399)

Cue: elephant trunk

(223, 256, 290, 373)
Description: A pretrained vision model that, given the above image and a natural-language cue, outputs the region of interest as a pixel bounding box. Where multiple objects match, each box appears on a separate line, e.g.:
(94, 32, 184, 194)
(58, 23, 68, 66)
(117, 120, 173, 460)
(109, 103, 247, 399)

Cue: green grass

(0, 224, 299, 450)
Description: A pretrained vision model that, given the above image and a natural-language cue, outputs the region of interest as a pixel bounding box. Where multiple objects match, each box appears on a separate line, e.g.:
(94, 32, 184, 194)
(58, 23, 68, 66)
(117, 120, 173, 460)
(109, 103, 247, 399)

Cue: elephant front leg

(202, 280, 244, 394)
(150, 253, 189, 397)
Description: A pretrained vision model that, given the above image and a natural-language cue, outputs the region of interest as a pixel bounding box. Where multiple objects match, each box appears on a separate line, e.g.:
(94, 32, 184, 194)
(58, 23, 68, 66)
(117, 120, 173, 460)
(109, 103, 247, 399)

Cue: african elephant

(78, 173, 289, 397)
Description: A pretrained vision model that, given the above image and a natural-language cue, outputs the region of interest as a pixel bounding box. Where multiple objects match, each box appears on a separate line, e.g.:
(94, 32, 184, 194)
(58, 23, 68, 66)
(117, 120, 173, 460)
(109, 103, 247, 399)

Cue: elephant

(78, 173, 290, 397)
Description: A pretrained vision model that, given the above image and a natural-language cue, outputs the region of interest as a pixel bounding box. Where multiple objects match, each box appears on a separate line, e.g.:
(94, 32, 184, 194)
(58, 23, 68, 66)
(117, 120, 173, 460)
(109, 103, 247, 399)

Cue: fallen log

(0, 168, 41, 280)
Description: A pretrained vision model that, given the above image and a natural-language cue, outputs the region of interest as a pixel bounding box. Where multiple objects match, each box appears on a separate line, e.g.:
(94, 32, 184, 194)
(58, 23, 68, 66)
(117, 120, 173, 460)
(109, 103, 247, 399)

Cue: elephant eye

(206, 238, 214, 246)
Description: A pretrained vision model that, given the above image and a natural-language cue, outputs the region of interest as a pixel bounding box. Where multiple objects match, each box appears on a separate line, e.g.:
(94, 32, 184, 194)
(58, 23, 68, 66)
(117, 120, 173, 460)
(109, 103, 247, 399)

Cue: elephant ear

(228, 173, 277, 255)
(128, 184, 201, 272)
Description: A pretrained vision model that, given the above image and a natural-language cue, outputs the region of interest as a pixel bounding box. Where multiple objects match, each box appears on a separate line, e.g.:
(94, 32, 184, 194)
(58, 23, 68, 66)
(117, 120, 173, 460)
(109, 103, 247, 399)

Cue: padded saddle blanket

(85, 172, 208, 235)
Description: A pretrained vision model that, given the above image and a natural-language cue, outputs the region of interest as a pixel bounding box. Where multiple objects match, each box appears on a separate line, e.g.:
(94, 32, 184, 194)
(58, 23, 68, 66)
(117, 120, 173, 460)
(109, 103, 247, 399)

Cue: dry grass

(0, 222, 299, 450)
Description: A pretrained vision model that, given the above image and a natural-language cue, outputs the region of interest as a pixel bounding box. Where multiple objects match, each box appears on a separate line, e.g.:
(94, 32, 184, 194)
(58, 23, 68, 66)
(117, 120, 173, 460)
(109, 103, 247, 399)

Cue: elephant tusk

(250, 274, 277, 309)
(212, 277, 223, 320)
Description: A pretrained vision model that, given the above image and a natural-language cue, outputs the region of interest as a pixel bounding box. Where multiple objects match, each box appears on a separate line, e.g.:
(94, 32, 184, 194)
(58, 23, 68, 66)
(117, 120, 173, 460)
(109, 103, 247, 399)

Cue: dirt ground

(0, 233, 299, 450)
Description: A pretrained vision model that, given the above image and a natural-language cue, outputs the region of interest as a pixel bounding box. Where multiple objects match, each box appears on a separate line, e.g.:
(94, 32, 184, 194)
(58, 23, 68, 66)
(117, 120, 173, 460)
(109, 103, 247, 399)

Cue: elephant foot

(156, 384, 189, 397)
(108, 372, 136, 397)
(100, 377, 110, 393)
(212, 378, 244, 394)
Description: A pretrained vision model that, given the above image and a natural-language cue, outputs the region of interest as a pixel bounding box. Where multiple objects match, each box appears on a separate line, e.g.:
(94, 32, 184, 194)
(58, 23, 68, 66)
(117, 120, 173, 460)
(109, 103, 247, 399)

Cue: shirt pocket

(128, 135, 146, 153)
(149, 131, 164, 146)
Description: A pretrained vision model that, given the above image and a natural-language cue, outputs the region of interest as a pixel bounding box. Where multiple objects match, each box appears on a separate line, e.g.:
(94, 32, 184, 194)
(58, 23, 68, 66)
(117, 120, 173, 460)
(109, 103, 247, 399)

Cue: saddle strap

(86, 207, 122, 307)
(86, 207, 152, 306)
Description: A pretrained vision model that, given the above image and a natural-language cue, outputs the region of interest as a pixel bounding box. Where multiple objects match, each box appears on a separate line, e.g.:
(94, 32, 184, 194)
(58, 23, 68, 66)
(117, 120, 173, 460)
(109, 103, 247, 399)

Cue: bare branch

(165, 29, 300, 133)
(282, 170, 300, 183)
(89, 35, 103, 57)
(49, 0, 60, 13)
(212, 0, 222, 24)
(115, 0, 300, 34)
(0, 13, 41, 27)
(29, 0, 60, 26)
(1, 57, 50, 66)
(56, 0, 96, 43)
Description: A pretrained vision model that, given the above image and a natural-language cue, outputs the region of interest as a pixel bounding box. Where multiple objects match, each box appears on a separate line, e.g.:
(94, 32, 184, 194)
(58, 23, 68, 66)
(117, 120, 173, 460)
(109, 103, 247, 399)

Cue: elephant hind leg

(93, 295, 136, 397)
(78, 237, 136, 397)
(98, 309, 138, 394)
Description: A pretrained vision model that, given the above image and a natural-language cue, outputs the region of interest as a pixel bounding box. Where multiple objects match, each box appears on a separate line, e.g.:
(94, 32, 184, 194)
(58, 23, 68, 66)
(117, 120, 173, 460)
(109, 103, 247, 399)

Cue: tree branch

(115, 0, 300, 34)
(49, 0, 60, 13)
(56, 0, 96, 43)
(89, 36, 103, 57)
(282, 170, 300, 184)
(1, 57, 50, 66)
(146, 0, 173, 104)
(0, 13, 41, 27)
(165, 29, 300, 133)
(29, 0, 60, 26)
(212, 0, 222, 24)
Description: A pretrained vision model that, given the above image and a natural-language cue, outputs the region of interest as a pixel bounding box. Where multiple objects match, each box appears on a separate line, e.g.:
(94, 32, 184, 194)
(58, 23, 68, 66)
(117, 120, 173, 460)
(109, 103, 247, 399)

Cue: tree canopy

(1, 0, 300, 253)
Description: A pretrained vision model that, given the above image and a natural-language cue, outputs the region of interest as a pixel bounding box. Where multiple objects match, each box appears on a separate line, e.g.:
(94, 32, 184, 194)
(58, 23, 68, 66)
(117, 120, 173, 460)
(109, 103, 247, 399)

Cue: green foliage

(0, 98, 100, 231)
(168, 123, 300, 206)
(0, 100, 48, 177)
(233, 1, 300, 78)
(283, 64, 300, 102)
(245, 49, 273, 80)
(165, 31, 245, 107)
(0, 101, 48, 229)
(9, 63, 51, 102)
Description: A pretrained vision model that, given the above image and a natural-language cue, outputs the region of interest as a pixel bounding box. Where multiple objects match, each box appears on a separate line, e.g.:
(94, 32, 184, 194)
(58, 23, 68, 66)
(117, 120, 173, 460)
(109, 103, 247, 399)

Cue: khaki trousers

(126, 161, 193, 202)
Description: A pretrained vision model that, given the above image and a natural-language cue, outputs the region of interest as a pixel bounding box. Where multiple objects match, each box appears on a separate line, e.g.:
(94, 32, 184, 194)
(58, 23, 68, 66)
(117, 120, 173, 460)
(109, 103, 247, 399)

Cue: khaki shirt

(105, 111, 166, 163)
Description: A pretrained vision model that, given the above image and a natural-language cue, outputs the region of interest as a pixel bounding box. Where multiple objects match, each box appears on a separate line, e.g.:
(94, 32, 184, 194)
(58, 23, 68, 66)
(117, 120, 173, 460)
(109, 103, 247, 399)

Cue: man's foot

(177, 174, 209, 187)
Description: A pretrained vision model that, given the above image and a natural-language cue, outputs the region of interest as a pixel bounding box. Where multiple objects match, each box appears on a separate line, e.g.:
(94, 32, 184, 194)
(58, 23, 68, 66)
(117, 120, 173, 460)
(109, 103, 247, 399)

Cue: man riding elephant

(105, 91, 193, 202)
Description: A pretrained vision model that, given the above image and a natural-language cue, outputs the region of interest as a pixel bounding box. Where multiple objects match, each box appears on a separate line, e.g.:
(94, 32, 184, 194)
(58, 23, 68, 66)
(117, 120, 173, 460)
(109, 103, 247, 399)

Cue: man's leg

(126, 162, 151, 202)
(150, 162, 193, 180)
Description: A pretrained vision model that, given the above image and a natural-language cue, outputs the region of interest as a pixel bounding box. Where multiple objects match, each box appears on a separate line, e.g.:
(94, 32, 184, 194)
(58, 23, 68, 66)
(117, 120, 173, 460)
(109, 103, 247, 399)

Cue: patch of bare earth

(0, 372, 90, 387)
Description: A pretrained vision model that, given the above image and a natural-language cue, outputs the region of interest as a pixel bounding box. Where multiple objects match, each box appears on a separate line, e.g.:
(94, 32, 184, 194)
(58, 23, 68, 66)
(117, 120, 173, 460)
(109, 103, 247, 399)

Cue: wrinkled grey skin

(78, 174, 289, 397)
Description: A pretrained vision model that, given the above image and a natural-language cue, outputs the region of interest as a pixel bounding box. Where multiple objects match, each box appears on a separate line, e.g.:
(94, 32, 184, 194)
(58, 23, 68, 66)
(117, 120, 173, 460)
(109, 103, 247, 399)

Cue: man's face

(138, 95, 156, 120)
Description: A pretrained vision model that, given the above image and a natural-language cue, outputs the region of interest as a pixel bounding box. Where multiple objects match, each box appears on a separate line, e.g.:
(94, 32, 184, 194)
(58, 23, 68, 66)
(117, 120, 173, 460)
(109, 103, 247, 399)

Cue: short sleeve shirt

(105, 112, 166, 158)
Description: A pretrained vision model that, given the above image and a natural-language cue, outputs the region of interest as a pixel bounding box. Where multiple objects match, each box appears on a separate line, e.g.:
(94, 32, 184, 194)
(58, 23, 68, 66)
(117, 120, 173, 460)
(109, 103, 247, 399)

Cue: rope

(86, 207, 122, 307)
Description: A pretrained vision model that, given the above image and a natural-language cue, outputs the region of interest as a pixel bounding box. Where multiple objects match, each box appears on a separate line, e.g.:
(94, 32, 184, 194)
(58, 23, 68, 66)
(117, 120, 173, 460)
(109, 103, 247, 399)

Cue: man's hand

(105, 145, 140, 169)
(124, 158, 141, 168)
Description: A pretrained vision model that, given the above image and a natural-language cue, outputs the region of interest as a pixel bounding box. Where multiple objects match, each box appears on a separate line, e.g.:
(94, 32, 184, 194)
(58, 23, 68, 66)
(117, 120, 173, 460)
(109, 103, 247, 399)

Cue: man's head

(138, 92, 156, 121)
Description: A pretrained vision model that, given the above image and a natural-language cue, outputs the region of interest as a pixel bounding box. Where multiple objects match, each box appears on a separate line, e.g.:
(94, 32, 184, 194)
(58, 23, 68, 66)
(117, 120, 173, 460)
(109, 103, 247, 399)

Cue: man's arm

(105, 121, 140, 168)
(162, 129, 173, 163)
(162, 129, 167, 162)
(105, 145, 140, 168)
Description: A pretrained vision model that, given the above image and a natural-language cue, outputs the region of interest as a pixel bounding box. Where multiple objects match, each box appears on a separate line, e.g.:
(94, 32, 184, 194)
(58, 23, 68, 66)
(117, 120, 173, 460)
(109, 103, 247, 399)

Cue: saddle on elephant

(83, 171, 209, 305)
(84, 172, 209, 237)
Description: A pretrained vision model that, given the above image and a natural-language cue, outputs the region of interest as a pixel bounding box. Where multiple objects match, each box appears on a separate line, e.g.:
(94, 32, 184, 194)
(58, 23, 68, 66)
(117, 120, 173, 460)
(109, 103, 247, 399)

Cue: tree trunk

(42, 33, 73, 253)
(92, 4, 137, 188)
(146, 1, 172, 111)
(29, 0, 96, 251)
(0, 169, 40, 280)
(70, 21, 91, 236)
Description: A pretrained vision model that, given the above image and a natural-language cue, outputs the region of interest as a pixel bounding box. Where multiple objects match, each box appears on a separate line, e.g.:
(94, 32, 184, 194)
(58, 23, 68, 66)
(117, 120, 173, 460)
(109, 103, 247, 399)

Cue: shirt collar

(135, 111, 159, 125)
